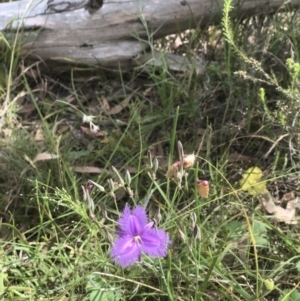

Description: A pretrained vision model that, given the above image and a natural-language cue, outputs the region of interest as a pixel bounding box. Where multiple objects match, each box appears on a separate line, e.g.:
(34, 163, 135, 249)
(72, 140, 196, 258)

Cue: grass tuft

(1, 1, 300, 300)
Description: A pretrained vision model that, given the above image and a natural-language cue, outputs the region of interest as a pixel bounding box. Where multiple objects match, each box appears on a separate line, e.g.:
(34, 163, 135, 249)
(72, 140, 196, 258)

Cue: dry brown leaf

(108, 88, 140, 115)
(100, 137, 115, 144)
(65, 95, 76, 104)
(143, 87, 152, 96)
(17, 104, 36, 115)
(73, 166, 103, 173)
(24, 154, 37, 169)
(281, 192, 296, 203)
(261, 191, 299, 225)
(73, 166, 113, 175)
(197, 128, 207, 134)
(123, 166, 137, 173)
(35, 128, 44, 141)
(228, 152, 252, 163)
(16, 91, 27, 106)
(80, 126, 106, 137)
(101, 95, 110, 111)
(33, 152, 59, 163)
(13, 91, 27, 105)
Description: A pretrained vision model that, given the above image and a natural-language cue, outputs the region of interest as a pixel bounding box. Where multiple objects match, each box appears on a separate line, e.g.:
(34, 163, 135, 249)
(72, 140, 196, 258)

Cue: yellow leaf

(240, 167, 266, 195)
(241, 167, 263, 181)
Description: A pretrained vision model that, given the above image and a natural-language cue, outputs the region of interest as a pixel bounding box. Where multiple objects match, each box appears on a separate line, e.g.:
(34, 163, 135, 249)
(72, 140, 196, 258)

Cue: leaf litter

(239, 166, 300, 224)
(260, 191, 300, 225)
(225, 167, 300, 264)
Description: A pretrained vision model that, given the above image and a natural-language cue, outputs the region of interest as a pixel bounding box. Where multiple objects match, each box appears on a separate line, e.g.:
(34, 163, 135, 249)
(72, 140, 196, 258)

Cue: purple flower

(87, 181, 94, 192)
(110, 204, 170, 267)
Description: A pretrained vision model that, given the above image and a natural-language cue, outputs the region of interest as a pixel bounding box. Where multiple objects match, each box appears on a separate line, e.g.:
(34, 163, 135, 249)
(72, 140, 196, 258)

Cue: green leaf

(89, 290, 121, 301)
(252, 220, 268, 236)
(255, 237, 270, 248)
(251, 220, 270, 248)
(279, 289, 300, 301)
(295, 261, 300, 273)
(87, 274, 122, 301)
(224, 221, 244, 237)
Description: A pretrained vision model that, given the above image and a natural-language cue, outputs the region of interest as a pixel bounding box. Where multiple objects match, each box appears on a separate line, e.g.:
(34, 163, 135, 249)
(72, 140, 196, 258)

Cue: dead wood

(0, 0, 299, 72)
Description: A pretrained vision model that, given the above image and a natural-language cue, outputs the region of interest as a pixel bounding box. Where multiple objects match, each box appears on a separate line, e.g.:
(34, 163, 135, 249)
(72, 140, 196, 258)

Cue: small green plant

(222, 0, 300, 164)
(1, 1, 300, 300)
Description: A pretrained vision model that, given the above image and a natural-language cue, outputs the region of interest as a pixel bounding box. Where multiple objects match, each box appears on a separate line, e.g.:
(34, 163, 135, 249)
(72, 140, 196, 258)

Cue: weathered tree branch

(0, 0, 299, 71)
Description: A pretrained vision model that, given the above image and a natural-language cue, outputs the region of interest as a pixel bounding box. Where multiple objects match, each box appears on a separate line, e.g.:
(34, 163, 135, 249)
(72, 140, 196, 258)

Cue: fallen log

(0, 0, 299, 72)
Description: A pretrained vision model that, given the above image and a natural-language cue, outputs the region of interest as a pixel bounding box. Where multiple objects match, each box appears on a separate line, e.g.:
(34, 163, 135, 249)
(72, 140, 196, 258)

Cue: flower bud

(88, 180, 105, 192)
(166, 161, 180, 178)
(153, 157, 159, 172)
(147, 150, 153, 169)
(183, 153, 196, 169)
(87, 181, 94, 192)
(196, 179, 209, 198)
(111, 166, 125, 186)
(124, 170, 131, 185)
(193, 225, 202, 242)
